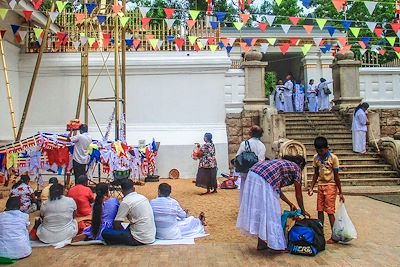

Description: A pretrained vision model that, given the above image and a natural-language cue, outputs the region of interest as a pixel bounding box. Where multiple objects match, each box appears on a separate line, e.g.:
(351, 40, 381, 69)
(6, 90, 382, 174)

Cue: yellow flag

(149, 38, 159, 49)
(209, 44, 218, 52)
(119, 16, 130, 27)
(33, 28, 43, 39)
(350, 27, 361, 37)
(233, 22, 244, 31)
(267, 38, 276, 45)
(302, 44, 312, 55)
(188, 36, 197, 45)
(386, 37, 396, 47)
(56, 1, 68, 12)
(0, 8, 8, 20)
(189, 10, 200, 20)
(87, 37, 96, 47)
(316, 18, 327, 30)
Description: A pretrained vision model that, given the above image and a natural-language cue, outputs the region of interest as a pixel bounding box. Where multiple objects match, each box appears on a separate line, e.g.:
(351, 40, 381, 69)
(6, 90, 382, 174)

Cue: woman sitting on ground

(0, 197, 32, 260)
(35, 184, 78, 244)
(10, 174, 37, 213)
(73, 183, 119, 242)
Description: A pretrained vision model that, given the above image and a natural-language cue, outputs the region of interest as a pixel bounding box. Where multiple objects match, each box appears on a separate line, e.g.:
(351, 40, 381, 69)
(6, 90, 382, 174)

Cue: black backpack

(288, 219, 326, 256)
(234, 140, 258, 173)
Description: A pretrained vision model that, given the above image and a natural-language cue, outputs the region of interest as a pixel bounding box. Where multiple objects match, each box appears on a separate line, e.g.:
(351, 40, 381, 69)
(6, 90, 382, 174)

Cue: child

(308, 136, 345, 244)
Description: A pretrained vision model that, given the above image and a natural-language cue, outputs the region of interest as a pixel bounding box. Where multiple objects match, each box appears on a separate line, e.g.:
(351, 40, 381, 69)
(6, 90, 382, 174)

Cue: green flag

(316, 18, 327, 30)
(386, 37, 397, 47)
(119, 16, 130, 27)
(350, 27, 361, 37)
(233, 22, 243, 31)
(56, 1, 68, 12)
(267, 38, 276, 45)
(275, 0, 283, 6)
(33, 28, 43, 39)
(0, 8, 8, 20)
(189, 10, 200, 20)
(302, 44, 312, 55)
(188, 36, 197, 45)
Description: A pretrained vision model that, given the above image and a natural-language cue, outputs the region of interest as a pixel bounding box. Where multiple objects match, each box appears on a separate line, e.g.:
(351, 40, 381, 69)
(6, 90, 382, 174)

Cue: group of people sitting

(0, 175, 206, 260)
(273, 75, 333, 113)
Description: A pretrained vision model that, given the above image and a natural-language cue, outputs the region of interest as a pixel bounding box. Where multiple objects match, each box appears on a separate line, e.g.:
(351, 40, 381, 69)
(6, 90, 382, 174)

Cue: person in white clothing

(352, 103, 369, 153)
(317, 78, 333, 112)
(283, 75, 295, 112)
(307, 79, 318, 112)
(236, 125, 266, 203)
(68, 124, 92, 182)
(273, 80, 285, 112)
(150, 183, 206, 240)
(0, 197, 32, 260)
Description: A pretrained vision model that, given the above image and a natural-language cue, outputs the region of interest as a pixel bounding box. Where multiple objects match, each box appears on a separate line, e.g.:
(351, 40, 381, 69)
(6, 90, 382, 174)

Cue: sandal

(199, 212, 207, 226)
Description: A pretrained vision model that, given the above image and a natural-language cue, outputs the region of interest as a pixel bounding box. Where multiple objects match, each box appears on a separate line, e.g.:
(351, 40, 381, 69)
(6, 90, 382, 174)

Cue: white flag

(266, 15, 276, 26)
(260, 43, 269, 53)
(138, 7, 151, 18)
(9, 0, 17, 10)
(73, 41, 81, 50)
(164, 19, 175, 29)
(228, 38, 236, 46)
(80, 36, 88, 45)
(281, 24, 291, 34)
(19, 30, 28, 40)
(49, 12, 59, 23)
(200, 38, 208, 47)
(157, 40, 163, 49)
(313, 37, 323, 47)
(364, 1, 377, 15)
(359, 48, 367, 56)
(366, 21, 377, 33)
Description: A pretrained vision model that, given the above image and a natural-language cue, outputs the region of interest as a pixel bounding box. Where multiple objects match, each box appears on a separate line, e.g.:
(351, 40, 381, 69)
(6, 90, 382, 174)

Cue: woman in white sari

(283, 75, 294, 113)
(317, 78, 333, 112)
(273, 80, 285, 112)
(352, 103, 369, 153)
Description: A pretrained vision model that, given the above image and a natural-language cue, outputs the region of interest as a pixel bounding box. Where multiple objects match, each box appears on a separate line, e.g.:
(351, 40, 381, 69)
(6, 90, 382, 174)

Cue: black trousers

(72, 160, 87, 182)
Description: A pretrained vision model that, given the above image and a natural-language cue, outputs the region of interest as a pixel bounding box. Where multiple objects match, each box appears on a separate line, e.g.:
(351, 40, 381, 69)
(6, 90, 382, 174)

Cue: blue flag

(326, 26, 335, 37)
(215, 12, 226, 22)
(320, 44, 332, 54)
(85, 3, 97, 14)
(244, 38, 252, 47)
(361, 37, 371, 47)
(11, 24, 20, 34)
(97, 15, 106, 25)
(226, 45, 233, 54)
(167, 35, 175, 44)
(218, 41, 225, 48)
(125, 39, 133, 48)
(341, 20, 352, 31)
(151, 138, 158, 153)
(210, 21, 219, 30)
(301, 0, 311, 8)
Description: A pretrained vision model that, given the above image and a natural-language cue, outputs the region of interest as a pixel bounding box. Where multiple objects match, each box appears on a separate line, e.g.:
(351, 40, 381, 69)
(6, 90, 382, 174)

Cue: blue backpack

(288, 219, 325, 256)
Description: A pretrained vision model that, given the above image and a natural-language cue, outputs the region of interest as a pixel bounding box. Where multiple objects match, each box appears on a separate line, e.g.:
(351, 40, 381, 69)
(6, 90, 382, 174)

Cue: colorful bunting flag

(374, 28, 383, 38)
(359, 41, 366, 49)
(316, 18, 327, 30)
(175, 38, 184, 50)
(366, 22, 377, 33)
(301, 44, 312, 55)
(240, 14, 250, 24)
(350, 27, 361, 37)
(125, 39, 133, 48)
(303, 25, 313, 34)
(0, 30, 6, 39)
(188, 36, 197, 45)
(0, 8, 8, 20)
(359, 48, 367, 56)
(11, 24, 19, 35)
(258, 23, 267, 32)
(57, 32, 68, 45)
(275, 0, 283, 6)
(142, 18, 151, 28)
(240, 42, 250, 53)
(56, 1, 68, 12)
(139, 7, 151, 18)
(119, 17, 130, 27)
(215, 12, 226, 22)
(244, 38, 253, 47)
(378, 49, 385, 55)
(197, 40, 204, 50)
(339, 45, 352, 55)
(187, 20, 196, 30)
(112, 4, 122, 15)
(361, 37, 371, 47)
(209, 44, 218, 52)
(290, 38, 300, 46)
(18, 30, 27, 41)
(88, 37, 96, 47)
(149, 38, 159, 50)
(199, 38, 208, 48)
(92, 41, 99, 49)
(97, 15, 106, 25)
(210, 21, 219, 30)
(228, 38, 236, 46)
(33, 28, 43, 39)
(332, 0, 345, 12)
(281, 24, 291, 34)
(301, 0, 311, 8)
(207, 37, 215, 45)
(321, 44, 332, 54)
(391, 23, 400, 34)
(23, 11, 33, 22)
(165, 19, 175, 29)
(267, 38, 276, 46)
(75, 13, 85, 24)
(313, 37, 323, 47)
(85, 3, 96, 14)
(233, 22, 244, 31)
(337, 37, 347, 47)
(31, 0, 43, 10)
(189, 10, 200, 20)
(220, 38, 228, 47)
(49, 11, 59, 23)
(133, 39, 141, 50)
(326, 26, 336, 37)
(364, 1, 377, 15)
(226, 46, 233, 54)
(289, 17, 300, 26)
(396, 52, 400, 59)
(279, 43, 290, 55)
(164, 8, 174, 19)
(73, 41, 80, 50)
(386, 37, 397, 47)
(260, 43, 269, 53)
(9, 0, 17, 10)
(266, 15, 276, 26)
(341, 20, 352, 31)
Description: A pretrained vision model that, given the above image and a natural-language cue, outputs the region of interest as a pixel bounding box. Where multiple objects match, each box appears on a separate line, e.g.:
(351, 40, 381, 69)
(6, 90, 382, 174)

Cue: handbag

(323, 86, 332, 95)
(234, 141, 259, 173)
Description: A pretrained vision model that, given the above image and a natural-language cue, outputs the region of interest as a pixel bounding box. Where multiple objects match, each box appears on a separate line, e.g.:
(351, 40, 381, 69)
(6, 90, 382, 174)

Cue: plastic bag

(332, 203, 357, 243)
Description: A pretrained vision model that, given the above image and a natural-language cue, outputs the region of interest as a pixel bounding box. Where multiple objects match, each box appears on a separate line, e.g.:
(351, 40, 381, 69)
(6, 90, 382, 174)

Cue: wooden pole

(121, 0, 127, 126)
(84, 0, 89, 125)
(0, 34, 17, 139)
(114, 0, 120, 140)
(17, 3, 55, 140)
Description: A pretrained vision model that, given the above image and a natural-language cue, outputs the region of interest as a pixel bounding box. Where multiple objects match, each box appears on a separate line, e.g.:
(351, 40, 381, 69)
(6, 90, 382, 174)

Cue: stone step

(284, 112, 335, 117)
(287, 137, 353, 143)
(286, 125, 349, 130)
(287, 131, 351, 137)
(285, 118, 343, 123)
(306, 164, 394, 172)
(306, 170, 399, 179)
(306, 149, 374, 156)
(305, 178, 400, 186)
(305, 158, 383, 165)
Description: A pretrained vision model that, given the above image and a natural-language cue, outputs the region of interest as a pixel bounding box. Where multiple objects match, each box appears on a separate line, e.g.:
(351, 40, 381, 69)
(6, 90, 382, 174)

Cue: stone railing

(379, 137, 400, 174)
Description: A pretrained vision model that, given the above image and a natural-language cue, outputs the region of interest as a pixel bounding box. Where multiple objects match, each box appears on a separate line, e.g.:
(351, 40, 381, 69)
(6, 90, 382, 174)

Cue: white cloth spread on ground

(150, 197, 206, 240)
(352, 109, 368, 153)
(283, 80, 294, 112)
(0, 210, 32, 259)
(236, 171, 286, 250)
(70, 132, 92, 164)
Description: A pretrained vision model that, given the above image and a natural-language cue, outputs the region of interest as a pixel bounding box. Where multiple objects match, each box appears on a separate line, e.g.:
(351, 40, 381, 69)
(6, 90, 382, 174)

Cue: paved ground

(2, 180, 399, 266)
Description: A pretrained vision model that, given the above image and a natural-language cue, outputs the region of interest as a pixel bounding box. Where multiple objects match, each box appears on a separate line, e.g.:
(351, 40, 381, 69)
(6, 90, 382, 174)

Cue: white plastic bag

(332, 203, 357, 243)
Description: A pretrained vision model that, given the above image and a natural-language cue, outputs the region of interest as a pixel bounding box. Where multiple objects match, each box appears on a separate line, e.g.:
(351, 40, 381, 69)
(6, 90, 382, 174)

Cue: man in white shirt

(102, 179, 156, 245)
(150, 183, 206, 240)
(68, 124, 92, 182)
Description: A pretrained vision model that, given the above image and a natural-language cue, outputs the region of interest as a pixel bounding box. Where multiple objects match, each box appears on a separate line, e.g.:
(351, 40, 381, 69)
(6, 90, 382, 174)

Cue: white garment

(236, 171, 286, 250)
(37, 196, 78, 244)
(307, 84, 318, 112)
(70, 132, 92, 164)
(0, 210, 31, 259)
(274, 86, 285, 112)
(150, 197, 205, 240)
(283, 80, 294, 112)
(317, 81, 332, 111)
(236, 137, 266, 162)
(294, 84, 305, 112)
(352, 109, 368, 153)
(115, 192, 156, 244)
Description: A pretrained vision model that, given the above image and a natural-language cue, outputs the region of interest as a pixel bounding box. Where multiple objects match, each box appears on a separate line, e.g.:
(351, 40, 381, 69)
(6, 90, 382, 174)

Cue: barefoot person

(236, 156, 310, 252)
(352, 103, 369, 154)
(151, 183, 206, 240)
(195, 133, 218, 195)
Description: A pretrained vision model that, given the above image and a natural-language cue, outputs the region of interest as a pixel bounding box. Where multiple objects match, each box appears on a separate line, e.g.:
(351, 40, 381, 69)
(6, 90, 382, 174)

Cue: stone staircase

(284, 112, 400, 186)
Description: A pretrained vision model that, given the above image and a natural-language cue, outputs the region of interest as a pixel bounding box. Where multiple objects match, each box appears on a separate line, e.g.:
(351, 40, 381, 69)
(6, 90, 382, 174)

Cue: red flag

(338, 44, 352, 54)
(75, 13, 85, 24)
(133, 39, 141, 50)
(92, 41, 99, 50)
(337, 37, 347, 47)
(303, 25, 313, 34)
(258, 23, 267, 32)
(238, 0, 245, 10)
(394, 47, 400, 53)
(164, 8, 175, 19)
(55, 40, 61, 49)
(331, 0, 346, 12)
(57, 32, 68, 45)
(175, 38, 184, 50)
(240, 42, 250, 53)
(240, 13, 250, 24)
(141, 18, 151, 28)
(23, 11, 33, 21)
(112, 4, 122, 14)
(220, 38, 228, 47)
(194, 42, 200, 52)
(289, 17, 300, 26)
(31, 0, 43, 10)
(378, 49, 385, 55)
(358, 41, 366, 49)
(391, 23, 400, 33)
(187, 20, 196, 30)
(279, 43, 290, 55)
(207, 37, 215, 45)
(290, 38, 300, 46)
(103, 33, 110, 48)
(374, 28, 383, 38)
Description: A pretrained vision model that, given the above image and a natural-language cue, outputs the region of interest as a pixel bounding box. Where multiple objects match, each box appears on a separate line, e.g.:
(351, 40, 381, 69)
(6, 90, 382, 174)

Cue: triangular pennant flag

(188, 36, 197, 45)
(233, 22, 244, 31)
(210, 21, 219, 30)
(316, 18, 327, 30)
(260, 43, 269, 53)
(338, 44, 352, 55)
(164, 8, 174, 19)
(386, 37, 397, 47)
(194, 43, 200, 52)
(92, 41, 99, 50)
(215, 12, 226, 22)
(313, 37, 323, 47)
(374, 28, 383, 38)
(371, 45, 380, 53)
(258, 22, 267, 32)
(187, 20, 196, 30)
(80, 36, 88, 45)
(240, 42, 250, 53)
(33, 28, 43, 39)
(396, 52, 400, 59)
(166, 35, 175, 44)
(301, 44, 312, 55)
(149, 38, 159, 50)
(275, 0, 283, 6)
(251, 38, 257, 46)
(158, 40, 164, 50)
(364, 1, 377, 15)
(97, 15, 106, 25)
(326, 26, 336, 37)
(23, 11, 33, 22)
(18, 30, 27, 41)
(31, 0, 43, 10)
(142, 18, 151, 28)
(125, 39, 133, 48)
(394, 47, 400, 53)
(267, 38, 276, 46)
(244, 38, 253, 47)
(145, 34, 154, 42)
(0, 30, 6, 39)
(87, 37, 95, 47)
(209, 44, 218, 52)
(359, 48, 367, 56)
(112, 4, 122, 15)
(57, 32, 68, 45)
(228, 38, 236, 46)
(350, 27, 361, 37)
(119, 16, 130, 27)
(281, 24, 291, 34)
(337, 37, 347, 47)
(361, 37, 371, 47)
(266, 15, 276, 26)
(103, 35, 111, 48)
(9, 0, 17, 10)
(358, 41, 366, 49)
(49, 11, 59, 23)
(240, 14, 250, 24)
(56, 1, 68, 12)
(341, 20, 352, 31)
(378, 49, 385, 55)
(164, 18, 175, 29)
(219, 38, 228, 47)
(139, 7, 151, 18)
(200, 38, 208, 48)
(175, 38, 184, 50)
(321, 44, 332, 54)
(73, 41, 80, 50)
(11, 24, 20, 35)
(226, 46, 233, 54)
(301, 0, 311, 8)
(332, 0, 345, 12)
(85, 3, 96, 14)
(303, 25, 313, 34)
(0, 8, 8, 20)
(207, 37, 215, 45)
(366, 22, 377, 33)
(289, 17, 301, 26)
(391, 23, 400, 34)
(279, 43, 290, 55)
(197, 40, 204, 50)
(290, 38, 300, 46)
(75, 13, 85, 24)
(189, 10, 200, 20)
